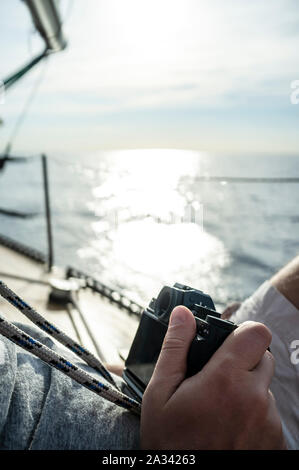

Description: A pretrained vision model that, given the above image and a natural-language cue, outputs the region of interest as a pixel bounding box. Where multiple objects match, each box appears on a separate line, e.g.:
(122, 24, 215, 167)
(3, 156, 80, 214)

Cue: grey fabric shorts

(0, 322, 140, 450)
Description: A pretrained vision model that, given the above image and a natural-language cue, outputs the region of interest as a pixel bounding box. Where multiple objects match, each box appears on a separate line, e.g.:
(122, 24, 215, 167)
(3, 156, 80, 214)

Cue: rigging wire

(2, 54, 49, 156)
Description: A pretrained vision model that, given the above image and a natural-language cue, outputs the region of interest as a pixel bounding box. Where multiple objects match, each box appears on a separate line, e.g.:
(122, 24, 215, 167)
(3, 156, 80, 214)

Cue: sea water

(0, 149, 298, 309)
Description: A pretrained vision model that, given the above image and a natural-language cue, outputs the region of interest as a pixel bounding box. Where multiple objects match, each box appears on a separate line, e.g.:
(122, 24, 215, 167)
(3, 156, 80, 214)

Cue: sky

(0, 0, 299, 156)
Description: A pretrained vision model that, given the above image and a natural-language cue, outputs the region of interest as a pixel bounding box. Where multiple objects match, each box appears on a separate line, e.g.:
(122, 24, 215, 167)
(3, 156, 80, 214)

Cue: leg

(222, 301, 241, 319)
(222, 255, 299, 319)
(270, 255, 299, 309)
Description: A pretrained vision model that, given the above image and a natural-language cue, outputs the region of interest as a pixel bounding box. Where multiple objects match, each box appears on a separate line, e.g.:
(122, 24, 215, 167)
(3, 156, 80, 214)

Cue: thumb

(150, 306, 196, 404)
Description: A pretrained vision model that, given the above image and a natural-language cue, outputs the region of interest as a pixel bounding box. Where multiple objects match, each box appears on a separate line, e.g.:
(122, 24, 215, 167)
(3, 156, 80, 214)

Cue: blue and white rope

(0, 280, 116, 386)
(0, 280, 141, 415)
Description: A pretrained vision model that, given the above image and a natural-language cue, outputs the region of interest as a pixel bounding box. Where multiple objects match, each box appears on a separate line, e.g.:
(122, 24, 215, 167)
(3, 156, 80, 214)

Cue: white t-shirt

(230, 281, 299, 450)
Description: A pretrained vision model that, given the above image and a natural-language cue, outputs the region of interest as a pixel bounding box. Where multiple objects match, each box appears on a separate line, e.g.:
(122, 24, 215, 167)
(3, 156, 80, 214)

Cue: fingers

(252, 350, 275, 389)
(149, 306, 196, 403)
(212, 321, 272, 372)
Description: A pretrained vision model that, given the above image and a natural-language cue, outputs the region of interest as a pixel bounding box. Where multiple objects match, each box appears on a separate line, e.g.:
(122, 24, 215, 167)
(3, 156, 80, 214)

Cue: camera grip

(186, 316, 237, 377)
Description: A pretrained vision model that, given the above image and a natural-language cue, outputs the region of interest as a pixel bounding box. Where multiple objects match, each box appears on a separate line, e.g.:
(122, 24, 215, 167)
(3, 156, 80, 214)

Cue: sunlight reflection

(92, 149, 203, 219)
(80, 149, 229, 303)
(113, 219, 228, 279)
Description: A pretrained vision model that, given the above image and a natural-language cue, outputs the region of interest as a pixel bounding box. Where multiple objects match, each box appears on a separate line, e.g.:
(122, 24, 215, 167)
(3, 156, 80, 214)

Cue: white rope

(0, 280, 141, 416)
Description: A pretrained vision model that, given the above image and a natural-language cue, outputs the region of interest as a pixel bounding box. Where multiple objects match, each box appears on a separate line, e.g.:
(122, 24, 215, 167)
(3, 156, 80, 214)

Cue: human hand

(141, 306, 286, 449)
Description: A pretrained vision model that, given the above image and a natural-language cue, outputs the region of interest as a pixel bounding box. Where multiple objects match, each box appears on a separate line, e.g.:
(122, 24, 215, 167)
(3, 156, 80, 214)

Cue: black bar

(41, 154, 54, 271)
(0, 233, 46, 264)
(3, 50, 48, 91)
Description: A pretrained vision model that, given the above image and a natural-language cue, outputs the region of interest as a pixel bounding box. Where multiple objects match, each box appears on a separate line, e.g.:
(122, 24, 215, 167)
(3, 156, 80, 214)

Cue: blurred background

(0, 0, 299, 309)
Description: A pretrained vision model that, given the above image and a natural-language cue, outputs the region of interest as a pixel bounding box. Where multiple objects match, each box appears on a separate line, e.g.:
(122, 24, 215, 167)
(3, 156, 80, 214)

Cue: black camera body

(122, 283, 237, 402)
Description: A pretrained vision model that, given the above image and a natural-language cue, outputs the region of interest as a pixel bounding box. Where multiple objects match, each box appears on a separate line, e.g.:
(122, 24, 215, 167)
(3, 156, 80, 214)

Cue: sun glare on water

(78, 149, 229, 303)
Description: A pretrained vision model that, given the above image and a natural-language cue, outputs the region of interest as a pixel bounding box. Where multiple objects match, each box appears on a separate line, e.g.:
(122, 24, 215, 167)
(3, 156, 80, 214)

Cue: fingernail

(170, 306, 188, 325)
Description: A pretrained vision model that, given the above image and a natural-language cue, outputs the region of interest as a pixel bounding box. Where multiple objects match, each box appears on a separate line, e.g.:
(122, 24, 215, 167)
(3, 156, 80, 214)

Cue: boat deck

(0, 243, 139, 367)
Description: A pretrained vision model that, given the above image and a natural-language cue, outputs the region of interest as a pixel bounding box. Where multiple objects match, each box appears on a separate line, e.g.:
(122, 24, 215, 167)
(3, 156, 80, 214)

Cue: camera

(122, 283, 237, 402)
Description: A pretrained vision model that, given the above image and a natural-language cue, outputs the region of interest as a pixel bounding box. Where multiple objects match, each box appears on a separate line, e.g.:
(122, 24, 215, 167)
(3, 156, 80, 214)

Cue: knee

(270, 256, 299, 309)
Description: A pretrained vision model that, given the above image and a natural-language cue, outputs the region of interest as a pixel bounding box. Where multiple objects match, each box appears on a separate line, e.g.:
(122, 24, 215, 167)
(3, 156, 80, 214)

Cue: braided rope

(0, 280, 141, 415)
(0, 280, 116, 387)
